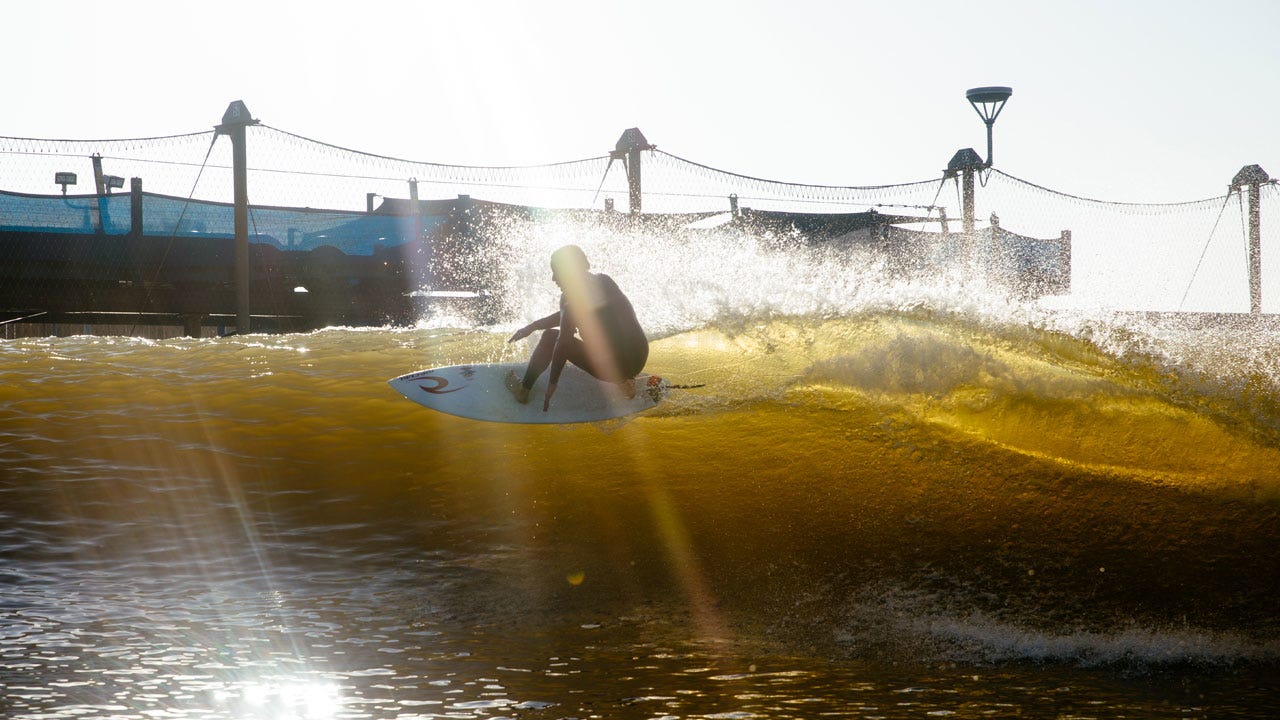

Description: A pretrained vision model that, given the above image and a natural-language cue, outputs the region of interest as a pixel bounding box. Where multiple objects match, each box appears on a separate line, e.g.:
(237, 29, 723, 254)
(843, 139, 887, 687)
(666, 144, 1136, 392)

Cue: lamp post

(945, 86, 1011, 274)
(965, 86, 1012, 168)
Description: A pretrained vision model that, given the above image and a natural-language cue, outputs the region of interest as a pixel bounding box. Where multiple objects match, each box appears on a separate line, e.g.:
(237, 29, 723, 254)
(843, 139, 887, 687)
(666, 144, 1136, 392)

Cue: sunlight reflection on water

(3, 324, 1280, 719)
(216, 679, 343, 720)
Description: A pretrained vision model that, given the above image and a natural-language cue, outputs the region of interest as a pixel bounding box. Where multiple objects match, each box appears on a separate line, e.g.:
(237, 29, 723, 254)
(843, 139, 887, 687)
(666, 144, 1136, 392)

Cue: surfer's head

(550, 245, 590, 287)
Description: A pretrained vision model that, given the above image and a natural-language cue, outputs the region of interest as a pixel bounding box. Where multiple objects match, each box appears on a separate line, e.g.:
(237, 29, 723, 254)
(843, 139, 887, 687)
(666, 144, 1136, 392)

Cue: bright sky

(7, 0, 1280, 204)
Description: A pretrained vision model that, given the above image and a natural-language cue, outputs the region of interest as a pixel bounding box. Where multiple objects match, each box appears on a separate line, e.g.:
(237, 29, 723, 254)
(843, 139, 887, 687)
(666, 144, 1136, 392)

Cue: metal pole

(231, 123, 250, 333)
(984, 122, 995, 170)
(613, 128, 653, 215)
(129, 177, 143, 236)
(627, 148, 642, 214)
(91, 154, 106, 194)
(946, 148, 984, 270)
(1060, 230, 1073, 293)
(1248, 181, 1262, 315)
(91, 154, 106, 234)
(962, 167, 975, 238)
(1231, 164, 1270, 315)
(963, 167, 978, 269)
(408, 180, 421, 248)
(129, 177, 146, 294)
(215, 101, 259, 335)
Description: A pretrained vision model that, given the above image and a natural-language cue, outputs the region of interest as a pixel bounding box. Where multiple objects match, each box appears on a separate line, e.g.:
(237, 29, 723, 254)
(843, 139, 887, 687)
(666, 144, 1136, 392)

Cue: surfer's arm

(508, 311, 560, 343)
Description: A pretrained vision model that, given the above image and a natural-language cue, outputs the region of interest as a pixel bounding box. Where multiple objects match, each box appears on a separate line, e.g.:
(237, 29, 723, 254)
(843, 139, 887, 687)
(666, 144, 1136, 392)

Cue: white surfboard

(388, 362, 668, 424)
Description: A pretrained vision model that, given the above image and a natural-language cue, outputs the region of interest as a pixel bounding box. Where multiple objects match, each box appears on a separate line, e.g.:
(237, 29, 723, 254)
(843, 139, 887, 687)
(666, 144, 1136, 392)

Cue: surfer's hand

(542, 382, 557, 412)
(508, 325, 531, 343)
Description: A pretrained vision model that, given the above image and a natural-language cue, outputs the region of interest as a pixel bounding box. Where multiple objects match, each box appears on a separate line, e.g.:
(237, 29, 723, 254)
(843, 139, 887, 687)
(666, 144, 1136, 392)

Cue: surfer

(506, 245, 649, 411)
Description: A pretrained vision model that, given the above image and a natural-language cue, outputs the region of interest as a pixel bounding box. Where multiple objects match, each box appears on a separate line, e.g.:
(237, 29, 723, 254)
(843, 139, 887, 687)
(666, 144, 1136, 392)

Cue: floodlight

(965, 86, 1013, 167)
(55, 171, 77, 194)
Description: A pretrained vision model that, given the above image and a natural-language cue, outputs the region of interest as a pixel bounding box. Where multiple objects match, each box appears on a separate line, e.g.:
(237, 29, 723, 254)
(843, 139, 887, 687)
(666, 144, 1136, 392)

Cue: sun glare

(223, 679, 344, 720)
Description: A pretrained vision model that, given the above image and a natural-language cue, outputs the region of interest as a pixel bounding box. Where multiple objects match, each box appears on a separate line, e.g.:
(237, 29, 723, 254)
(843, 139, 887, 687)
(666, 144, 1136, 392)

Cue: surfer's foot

(619, 377, 637, 399)
(504, 370, 531, 404)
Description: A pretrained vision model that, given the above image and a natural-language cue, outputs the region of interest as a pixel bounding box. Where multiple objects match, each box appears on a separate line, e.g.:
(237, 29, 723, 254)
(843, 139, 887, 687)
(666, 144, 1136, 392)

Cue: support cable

(590, 155, 620, 207)
(1177, 192, 1235, 310)
(259, 124, 608, 172)
(994, 169, 1224, 209)
(130, 133, 221, 335)
(149, 133, 220, 284)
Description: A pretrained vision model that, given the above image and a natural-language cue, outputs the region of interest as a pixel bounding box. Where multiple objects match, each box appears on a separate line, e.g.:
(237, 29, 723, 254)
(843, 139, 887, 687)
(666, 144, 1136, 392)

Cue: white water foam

(836, 586, 1280, 668)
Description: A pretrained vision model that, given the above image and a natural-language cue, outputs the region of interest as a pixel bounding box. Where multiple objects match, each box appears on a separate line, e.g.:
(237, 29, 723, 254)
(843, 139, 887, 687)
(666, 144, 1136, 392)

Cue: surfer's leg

(560, 337, 604, 379)
(614, 340, 648, 398)
(504, 370, 530, 403)
(563, 340, 636, 397)
(520, 329, 559, 389)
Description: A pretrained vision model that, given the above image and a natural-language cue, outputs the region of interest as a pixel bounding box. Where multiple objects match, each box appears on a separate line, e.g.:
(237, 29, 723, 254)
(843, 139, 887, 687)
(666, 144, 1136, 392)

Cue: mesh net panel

(0, 124, 1273, 321)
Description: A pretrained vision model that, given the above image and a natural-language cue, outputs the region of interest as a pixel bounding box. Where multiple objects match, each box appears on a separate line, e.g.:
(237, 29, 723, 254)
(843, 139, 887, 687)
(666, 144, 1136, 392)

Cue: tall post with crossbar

(1232, 164, 1270, 315)
(946, 148, 984, 269)
(613, 128, 654, 215)
(216, 101, 259, 334)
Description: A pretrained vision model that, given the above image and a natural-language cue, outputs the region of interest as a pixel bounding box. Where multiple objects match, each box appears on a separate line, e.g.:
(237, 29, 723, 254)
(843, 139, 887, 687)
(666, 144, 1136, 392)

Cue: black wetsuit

(522, 272, 648, 388)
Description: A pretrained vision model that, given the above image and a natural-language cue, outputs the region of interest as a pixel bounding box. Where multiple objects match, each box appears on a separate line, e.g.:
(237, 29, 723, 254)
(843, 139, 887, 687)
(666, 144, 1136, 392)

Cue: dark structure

(0, 185, 482, 335)
(736, 206, 1070, 299)
(0, 112, 1078, 337)
(0, 183, 1073, 336)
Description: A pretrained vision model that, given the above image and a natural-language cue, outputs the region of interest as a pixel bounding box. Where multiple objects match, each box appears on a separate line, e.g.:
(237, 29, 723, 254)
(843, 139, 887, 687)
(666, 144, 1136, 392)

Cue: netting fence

(0, 121, 1275, 327)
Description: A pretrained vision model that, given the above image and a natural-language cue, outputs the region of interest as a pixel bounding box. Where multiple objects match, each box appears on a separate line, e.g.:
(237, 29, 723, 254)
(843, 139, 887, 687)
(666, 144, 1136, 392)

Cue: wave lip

(787, 310, 1280, 497)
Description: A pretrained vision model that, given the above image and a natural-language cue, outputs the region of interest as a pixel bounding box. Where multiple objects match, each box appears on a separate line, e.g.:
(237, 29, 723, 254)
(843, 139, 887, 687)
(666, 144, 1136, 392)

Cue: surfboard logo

(418, 376, 463, 394)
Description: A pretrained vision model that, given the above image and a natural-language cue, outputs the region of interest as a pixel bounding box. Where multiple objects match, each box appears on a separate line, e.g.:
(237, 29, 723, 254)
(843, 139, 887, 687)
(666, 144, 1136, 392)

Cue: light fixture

(965, 86, 1012, 167)
(104, 175, 125, 193)
(55, 171, 77, 195)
